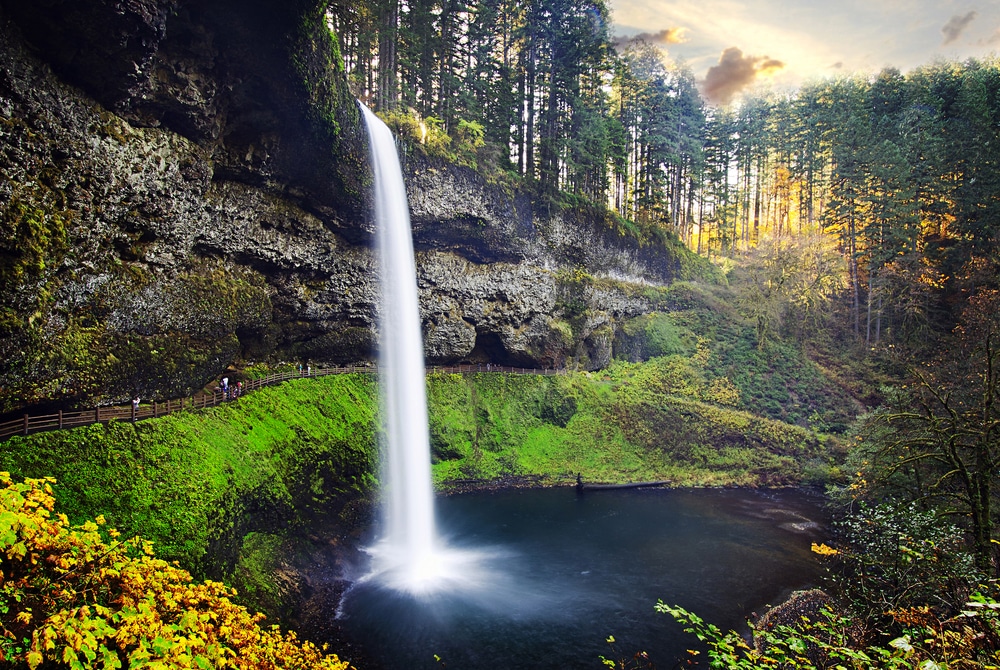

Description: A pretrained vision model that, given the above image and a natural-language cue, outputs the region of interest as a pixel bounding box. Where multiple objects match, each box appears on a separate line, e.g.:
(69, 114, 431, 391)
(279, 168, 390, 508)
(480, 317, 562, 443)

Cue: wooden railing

(0, 364, 565, 442)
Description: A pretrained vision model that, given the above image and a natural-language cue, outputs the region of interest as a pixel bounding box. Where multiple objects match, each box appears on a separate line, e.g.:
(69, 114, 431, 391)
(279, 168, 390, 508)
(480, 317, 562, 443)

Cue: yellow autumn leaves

(0, 473, 351, 669)
(810, 542, 839, 556)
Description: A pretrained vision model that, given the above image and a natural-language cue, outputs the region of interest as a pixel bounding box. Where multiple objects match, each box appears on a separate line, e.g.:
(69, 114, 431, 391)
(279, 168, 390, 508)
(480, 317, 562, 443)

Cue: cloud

(612, 27, 688, 50)
(645, 27, 689, 45)
(941, 11, 978, 45)
(987, 27, 1000, 45)
(700, 47, 785, 105)
(831, 61, 844, 69)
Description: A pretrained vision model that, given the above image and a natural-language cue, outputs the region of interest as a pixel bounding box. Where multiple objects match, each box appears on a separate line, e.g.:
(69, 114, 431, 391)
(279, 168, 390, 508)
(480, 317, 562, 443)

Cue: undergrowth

(632, 281, 862, 432)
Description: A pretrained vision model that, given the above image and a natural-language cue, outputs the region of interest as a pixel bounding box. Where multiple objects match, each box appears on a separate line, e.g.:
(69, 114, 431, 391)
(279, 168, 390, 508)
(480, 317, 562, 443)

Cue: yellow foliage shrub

(0, 473, 351, 669)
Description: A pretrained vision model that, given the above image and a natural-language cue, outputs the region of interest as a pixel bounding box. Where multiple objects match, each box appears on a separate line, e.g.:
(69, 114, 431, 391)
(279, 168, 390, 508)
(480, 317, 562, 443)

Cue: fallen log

(575, 478, 671, 492)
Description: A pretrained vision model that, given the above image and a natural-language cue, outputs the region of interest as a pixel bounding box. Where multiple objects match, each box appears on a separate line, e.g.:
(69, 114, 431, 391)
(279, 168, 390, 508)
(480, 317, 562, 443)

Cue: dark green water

(334, 487, 828, 669)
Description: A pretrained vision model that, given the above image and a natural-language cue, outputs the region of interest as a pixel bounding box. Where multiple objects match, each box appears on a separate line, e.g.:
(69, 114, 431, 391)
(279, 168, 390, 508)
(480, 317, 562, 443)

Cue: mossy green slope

(0, 374, 378, 576)
(427, 369, 837, 488)
(618, 281, 860, 432)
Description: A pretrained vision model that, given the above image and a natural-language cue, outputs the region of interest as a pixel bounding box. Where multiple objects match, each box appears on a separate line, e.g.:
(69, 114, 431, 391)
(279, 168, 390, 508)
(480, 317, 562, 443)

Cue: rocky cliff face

(0, 0, 714, 414)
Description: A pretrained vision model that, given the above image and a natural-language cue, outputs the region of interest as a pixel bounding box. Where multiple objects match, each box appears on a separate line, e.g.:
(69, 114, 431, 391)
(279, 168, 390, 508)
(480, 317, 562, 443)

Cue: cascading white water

(361, 102, 438, 588)
(361, 103, 487, 595)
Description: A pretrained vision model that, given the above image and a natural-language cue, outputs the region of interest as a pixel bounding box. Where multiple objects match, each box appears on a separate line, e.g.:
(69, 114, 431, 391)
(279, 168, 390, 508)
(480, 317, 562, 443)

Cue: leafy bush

(824, 503, 984, 632)
(0, 473, 350, 669)
(378, 109, 423, 144)
(376, 110, 491, 172)
(661, 591, 1000, 669)
(453, 119, 485, 166)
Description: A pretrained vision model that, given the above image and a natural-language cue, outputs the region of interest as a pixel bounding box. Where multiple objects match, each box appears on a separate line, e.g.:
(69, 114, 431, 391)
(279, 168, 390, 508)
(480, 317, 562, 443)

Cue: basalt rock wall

(0, 0, 714, 414)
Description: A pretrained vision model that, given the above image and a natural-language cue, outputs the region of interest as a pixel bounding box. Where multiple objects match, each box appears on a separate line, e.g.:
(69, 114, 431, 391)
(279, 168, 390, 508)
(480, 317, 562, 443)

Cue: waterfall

(360, 102, 449, 594)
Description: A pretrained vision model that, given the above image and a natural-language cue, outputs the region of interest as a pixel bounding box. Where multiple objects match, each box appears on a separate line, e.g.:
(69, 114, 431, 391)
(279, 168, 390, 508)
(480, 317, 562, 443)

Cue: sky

(609, 0, 1000, 104)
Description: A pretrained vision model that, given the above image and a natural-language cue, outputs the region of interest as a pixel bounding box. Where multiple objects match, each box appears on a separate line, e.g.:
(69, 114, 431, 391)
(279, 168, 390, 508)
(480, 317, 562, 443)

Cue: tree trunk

(849, 208, 860, 337)
(376, 0, 399, 110)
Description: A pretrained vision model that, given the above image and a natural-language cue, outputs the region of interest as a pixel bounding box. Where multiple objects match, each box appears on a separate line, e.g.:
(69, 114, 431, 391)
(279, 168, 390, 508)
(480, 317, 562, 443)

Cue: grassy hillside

(0, 375, 379, 575)
(616, 281, 862, 432)
(427, 368, 841, 488)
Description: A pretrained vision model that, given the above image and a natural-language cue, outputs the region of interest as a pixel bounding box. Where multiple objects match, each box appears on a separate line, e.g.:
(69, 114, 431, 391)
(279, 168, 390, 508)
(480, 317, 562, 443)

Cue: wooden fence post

(58, 410, 63, 429)
(23, 414, 29, 436)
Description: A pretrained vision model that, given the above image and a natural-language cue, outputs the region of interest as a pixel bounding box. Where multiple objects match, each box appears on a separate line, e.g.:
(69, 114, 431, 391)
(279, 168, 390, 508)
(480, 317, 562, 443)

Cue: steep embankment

(428, 371, 833, 488)
(0, 375, 379, 597)
(424, 283, 851, 487)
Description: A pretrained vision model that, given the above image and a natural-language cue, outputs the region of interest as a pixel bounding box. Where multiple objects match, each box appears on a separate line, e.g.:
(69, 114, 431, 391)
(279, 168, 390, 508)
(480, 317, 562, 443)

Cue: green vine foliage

(0, 193, 69, 288)
(0, 182, 71, 391)
(377, 109, 489, 173)
(293, 3, 350, 141)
